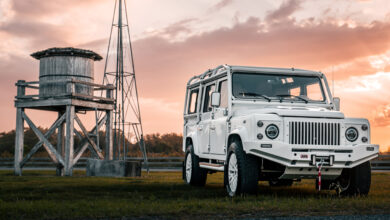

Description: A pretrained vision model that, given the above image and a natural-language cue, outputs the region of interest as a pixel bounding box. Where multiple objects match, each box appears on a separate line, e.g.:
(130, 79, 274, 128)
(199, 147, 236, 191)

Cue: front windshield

(232, 72, 326, 103)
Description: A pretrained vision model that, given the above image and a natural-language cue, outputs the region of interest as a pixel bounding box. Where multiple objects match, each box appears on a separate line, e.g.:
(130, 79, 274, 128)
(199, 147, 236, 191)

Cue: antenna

(102, 0, 149, 171)
(332, 66, 335, 96)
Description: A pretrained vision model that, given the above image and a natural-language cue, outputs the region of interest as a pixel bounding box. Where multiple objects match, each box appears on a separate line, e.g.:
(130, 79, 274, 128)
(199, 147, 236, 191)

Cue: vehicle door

(210, 79, 229, 155)
(197, 82, 216, 154)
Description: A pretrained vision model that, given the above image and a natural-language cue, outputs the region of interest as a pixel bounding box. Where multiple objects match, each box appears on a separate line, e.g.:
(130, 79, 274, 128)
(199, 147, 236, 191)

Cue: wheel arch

(184, 133, 199, 155)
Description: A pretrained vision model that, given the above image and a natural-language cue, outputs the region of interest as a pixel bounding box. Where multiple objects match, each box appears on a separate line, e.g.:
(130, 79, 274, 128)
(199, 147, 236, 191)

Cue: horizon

(1, 0, 390, 152)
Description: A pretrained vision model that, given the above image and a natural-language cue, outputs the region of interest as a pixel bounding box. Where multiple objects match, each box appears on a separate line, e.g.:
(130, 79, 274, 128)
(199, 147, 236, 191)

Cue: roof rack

(187, 64, 229, 86)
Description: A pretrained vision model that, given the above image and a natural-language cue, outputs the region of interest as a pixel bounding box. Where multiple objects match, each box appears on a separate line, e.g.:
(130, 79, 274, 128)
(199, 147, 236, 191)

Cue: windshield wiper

(239, 92, 271, 102)
(275, 94, 308, 103)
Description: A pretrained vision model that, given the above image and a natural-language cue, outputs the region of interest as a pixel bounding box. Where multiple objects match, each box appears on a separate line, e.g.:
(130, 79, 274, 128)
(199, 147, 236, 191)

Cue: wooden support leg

(14, 108, 24, 176)
(56, 112, 65, 176)
(64, 106, 75, 176)
(105, 110, 113, 160)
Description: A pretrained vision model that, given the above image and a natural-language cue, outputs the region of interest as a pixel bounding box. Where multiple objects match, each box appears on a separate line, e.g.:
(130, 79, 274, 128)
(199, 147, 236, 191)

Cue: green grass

(0, 171, 389, 219)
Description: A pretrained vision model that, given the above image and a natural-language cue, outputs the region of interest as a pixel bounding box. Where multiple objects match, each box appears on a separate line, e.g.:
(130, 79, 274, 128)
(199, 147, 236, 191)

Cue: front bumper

(245, 141, 379, 179)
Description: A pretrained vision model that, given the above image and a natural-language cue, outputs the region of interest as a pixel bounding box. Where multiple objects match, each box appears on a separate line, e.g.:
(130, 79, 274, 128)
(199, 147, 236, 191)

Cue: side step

(199, 162, 224, 171)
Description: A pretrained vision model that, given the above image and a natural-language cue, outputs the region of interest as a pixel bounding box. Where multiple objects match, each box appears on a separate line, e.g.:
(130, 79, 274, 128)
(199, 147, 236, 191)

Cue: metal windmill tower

(102, 0, 148, 170)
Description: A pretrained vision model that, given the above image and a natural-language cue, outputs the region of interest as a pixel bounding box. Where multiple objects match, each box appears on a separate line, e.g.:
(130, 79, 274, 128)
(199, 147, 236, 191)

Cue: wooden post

(56, 112, 65, 176)
(105, 86, 113, 160)
(64, 105, 75, 176)
(14, 80, 25, 176)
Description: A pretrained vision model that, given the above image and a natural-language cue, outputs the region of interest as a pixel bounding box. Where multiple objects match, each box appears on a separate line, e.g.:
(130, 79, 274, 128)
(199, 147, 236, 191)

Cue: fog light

(362, 137, 368, 143)
(257, 120, 264, 127)
(361, 124, 368, 131)
(257, 133, 263, 140)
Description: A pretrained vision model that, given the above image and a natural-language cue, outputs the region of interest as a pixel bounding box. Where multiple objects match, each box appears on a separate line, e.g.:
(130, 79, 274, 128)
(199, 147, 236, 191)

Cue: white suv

(182, 65, 379, 197)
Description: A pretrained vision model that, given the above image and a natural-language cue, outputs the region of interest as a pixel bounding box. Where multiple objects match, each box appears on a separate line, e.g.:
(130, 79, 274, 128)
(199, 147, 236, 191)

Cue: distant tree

(0, 129, 184, 158)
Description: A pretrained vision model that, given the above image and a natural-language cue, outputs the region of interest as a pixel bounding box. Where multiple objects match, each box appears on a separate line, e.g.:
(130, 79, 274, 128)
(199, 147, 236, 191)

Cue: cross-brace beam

(22, 111, 65, 167)
(20, 112, 66, 167)
(73, 114, 104, 166)
(73, 114, 106, 160)
(73, 115, 106, 165)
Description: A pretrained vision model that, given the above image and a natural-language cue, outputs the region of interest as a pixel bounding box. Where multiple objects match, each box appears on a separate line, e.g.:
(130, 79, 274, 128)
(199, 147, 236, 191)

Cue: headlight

(265, 124, 279, 139)
(345, 127, 358, 142)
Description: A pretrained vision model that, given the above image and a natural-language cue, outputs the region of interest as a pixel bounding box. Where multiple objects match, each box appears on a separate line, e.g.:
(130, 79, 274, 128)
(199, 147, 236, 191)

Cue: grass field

(0, 171, 389, 219)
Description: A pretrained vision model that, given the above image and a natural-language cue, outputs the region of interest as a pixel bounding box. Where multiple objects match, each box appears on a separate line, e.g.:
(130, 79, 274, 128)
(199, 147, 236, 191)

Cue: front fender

(229, 126, 250, 152)
(185, 131, 199, 155)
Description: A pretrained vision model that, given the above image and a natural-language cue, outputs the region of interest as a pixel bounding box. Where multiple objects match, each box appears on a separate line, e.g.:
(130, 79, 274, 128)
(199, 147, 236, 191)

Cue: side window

(203, 84, 215, 112)
(188, 89, 199, 114)
(219, 80, 228, 108)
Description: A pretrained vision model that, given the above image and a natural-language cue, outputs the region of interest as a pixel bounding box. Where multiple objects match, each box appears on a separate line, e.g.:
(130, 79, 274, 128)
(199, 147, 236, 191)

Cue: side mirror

(211, 92, 221, 107)
(333, 97, 340, 111)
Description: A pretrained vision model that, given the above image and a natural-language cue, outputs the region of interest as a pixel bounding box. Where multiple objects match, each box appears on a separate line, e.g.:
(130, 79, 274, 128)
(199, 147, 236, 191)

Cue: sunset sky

(0, 0, 390, 152)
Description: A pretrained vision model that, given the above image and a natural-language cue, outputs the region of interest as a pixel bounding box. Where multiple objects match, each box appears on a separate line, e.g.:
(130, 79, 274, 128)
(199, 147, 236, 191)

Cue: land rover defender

(182, 65, 379, 197)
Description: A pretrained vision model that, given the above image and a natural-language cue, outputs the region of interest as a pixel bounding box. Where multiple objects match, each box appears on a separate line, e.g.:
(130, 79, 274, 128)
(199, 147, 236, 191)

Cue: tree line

(0, 128, 184, 158)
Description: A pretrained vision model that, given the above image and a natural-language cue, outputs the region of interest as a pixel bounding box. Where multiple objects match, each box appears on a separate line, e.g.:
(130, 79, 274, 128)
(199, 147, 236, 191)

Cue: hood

(237, 106, 345, 119)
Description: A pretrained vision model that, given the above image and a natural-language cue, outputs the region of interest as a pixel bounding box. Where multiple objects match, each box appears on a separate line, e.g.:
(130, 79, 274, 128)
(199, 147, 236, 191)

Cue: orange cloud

(1, 0, 390, 151)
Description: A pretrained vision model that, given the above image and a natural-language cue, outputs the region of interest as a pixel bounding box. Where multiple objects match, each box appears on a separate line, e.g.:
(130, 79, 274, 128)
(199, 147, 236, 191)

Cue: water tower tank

(31, 47, 103, 98)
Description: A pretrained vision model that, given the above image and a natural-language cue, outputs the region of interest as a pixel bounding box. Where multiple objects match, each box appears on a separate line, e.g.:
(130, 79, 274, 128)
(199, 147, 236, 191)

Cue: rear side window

(219, 80, 228, 108)
(188, 89, 199, 114)
(203, 84, 215, 112)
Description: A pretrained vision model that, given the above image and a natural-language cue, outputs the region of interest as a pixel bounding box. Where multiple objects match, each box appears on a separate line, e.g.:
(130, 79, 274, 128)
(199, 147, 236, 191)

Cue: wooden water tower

(14, 47, 115, 176)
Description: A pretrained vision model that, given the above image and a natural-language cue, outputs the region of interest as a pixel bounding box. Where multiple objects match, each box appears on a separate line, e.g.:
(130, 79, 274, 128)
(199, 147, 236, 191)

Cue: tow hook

(316, 158, 325, 191)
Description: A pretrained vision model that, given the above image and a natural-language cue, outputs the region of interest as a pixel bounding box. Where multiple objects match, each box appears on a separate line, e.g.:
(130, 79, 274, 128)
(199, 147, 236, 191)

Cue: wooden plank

(71, 79, 115, 89)
(105, 88, 113, 161)
(14, 108, 24, 176)
(73, 115, 104, 164)
(74, 128, 83, 141)
(16, 99, 71, 108)
(64, 106, 75, 176)
(22, 111, 65, 167)
(15, 95, 40, 99)
(71, 93, 115, 102)
(71, 99, 114, 110)
(73, 115, 106, 160)
(15, 81, 39, 86)
(15, 98, 114, 110)
(21, 113, 66, 168)
(56, 112, 65, 176)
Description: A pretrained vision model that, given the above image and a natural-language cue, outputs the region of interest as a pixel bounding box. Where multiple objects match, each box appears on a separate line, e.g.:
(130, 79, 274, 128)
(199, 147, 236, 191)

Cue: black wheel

(225, 139, 259, 197)
(269, 179, 293, 187)
(184, 144, 207, 186)
(337, 161, 371, 196)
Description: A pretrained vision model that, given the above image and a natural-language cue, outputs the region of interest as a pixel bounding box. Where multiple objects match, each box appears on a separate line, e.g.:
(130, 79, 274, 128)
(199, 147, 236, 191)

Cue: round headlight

(257, 120, 264, 127)
(265, 124, 279, 139)
(361, 124, 368, 131)
(257, 133, 263, 140)
(345, 127, 358, 142)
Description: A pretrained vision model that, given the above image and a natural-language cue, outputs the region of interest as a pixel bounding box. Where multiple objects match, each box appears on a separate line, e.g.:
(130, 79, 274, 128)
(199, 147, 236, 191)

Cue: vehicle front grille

(289, 121, 340, 145)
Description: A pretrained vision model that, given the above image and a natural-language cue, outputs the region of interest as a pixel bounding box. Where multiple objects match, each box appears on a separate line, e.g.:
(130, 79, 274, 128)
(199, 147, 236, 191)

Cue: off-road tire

(225, 139, 259, 197)
(338, 161, 371, 196)
(269, 179, 293, 187)
(184, 144, 207, 186)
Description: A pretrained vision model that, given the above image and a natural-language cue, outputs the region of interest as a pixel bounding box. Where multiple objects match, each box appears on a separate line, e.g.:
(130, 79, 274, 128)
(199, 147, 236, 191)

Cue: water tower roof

(31, 47, 103, 61)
